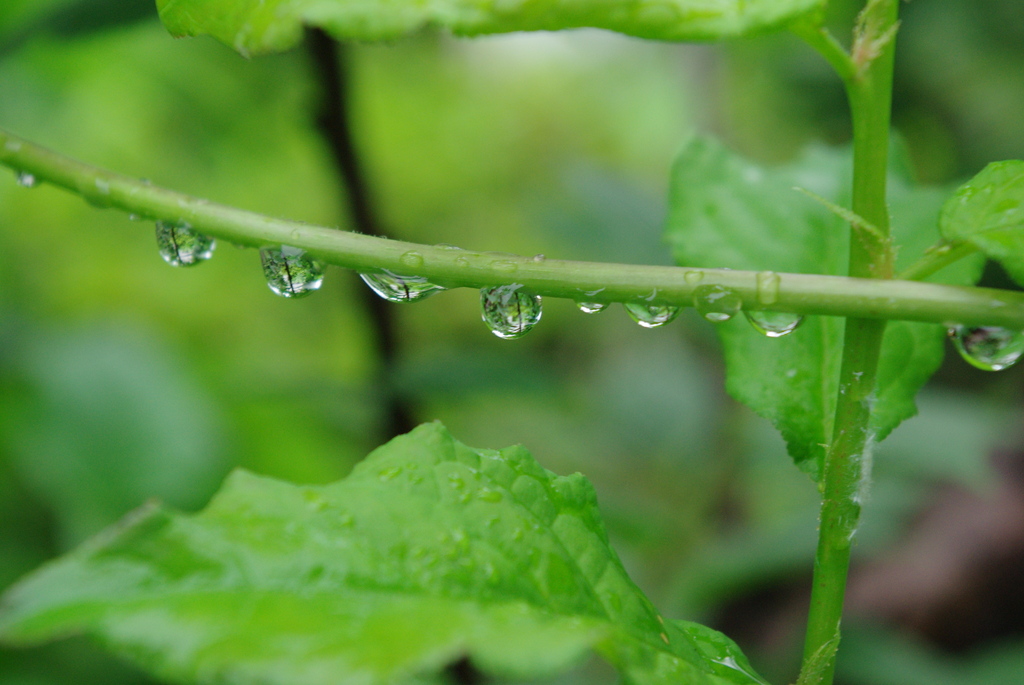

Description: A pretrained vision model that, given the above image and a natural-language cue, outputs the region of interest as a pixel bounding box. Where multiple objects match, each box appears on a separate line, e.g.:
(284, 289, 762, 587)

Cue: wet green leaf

(940, 160, 1024, 287)
(157, 0, 825, 56)
(0, 423, 765, 685)
(665, 137, 984, 479)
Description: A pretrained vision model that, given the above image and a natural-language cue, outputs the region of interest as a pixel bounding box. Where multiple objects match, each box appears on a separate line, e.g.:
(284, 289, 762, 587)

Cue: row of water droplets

(151, 220, 803, 340)
(10, 174, 1021, 368)
(611, 269, 804, 338)
(149, 222, 1024, 368)
(156, 221, 325, 297)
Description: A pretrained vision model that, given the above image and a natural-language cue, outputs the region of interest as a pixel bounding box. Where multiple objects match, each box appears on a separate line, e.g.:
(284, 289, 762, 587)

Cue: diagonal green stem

(799, 2, 901, 683)
(898, 241, 980, 281)
(3, 125, 1022, 331)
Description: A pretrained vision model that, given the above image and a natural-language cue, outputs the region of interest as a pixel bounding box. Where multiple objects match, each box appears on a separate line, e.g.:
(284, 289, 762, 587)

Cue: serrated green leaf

(156, 0, 825, 57)
(665, 137, 984, 480)
(0, 423, 764, 685)
(939, 160, 1024, 287)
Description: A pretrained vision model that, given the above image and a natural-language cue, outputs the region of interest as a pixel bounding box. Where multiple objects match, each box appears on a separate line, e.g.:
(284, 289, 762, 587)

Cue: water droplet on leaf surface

(260, 245, 324, 298)
(477, 488, 502, 503)
(624, 303, 680, 328)
(481, 285, 542, 339)
(951, 325, 1024, 371)
(359, 271, 446, 303)
(744, 310, 803, 338)
(156, 221, 216, 267)
(15, 171, 36, 188)
(693, 285, 741, 322)
(577, 302, 608, 314)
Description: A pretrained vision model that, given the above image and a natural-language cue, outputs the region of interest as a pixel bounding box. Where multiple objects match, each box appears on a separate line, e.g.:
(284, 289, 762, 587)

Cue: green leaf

(676, 621, 771, 685)
(665, 137, 983, 480)
(939, 160, 1024, 287)
(156, 0, 825, 57)
(0, 423, 765, 685)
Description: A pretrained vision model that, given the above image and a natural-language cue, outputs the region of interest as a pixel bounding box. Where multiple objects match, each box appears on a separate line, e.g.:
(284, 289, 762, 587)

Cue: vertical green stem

(800, 2, 900, 683)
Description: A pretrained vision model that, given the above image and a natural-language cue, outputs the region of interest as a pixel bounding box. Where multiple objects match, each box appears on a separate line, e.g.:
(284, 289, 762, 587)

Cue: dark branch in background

(305, 28, 417, 441)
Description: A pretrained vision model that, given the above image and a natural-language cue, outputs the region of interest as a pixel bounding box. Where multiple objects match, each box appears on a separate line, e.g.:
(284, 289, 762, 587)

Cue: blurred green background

(1, 1, 1023, 684)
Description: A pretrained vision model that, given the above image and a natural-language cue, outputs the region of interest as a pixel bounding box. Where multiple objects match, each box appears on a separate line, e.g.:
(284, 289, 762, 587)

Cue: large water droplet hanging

(359, 271, 446, 303)
(577, 301, 608, 314)
(951, 325, 1024, 371)
(481, 285, 542, 339)
(260, 245, 325, 298)
(744, 310, 803, 338)
(624, 303, 680, 328)
(155, 220, 216, 267)
(693, 285, 742, 322)
(15, 171, 36, 188)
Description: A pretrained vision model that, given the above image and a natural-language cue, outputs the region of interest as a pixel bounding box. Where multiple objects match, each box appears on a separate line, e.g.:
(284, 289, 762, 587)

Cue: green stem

(800, 2, 900, 684)
(789, 21, 855, 83)
(898, 241, 980, 281)
(2, 126, 1019, 329)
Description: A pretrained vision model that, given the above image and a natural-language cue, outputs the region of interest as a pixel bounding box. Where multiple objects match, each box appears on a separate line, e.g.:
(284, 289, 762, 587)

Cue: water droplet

(951, 325, 1024, 371)
(378, 465, 402, 482)
(302, 490, 329, 512)
(744, 310, 803, 338)
(693, 285, 741, 322)
(95, 178, 111, 195)
(155, 221, 216, 267)
(624, 303, 679, 328)
(435, 243, 462, 250)
(755, 270, 781, 306)
(481, 285, 542, 339)
(684, 270, 704, 285)
(532, 254, 546, 263)
(454, 256, 470, 268)
(5, 140, 23, 152)
(260, 245, 325, 298)
(491, 260, 518, 274)
(482, 561, 497, 580)
(478, 488, 502, 503)
(359, 271, 446, 303)
(577, 301, 608, 314)
(15, 171, 36, 188)
(128, 214, 141, 222)
(399, 250, 424, 268)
